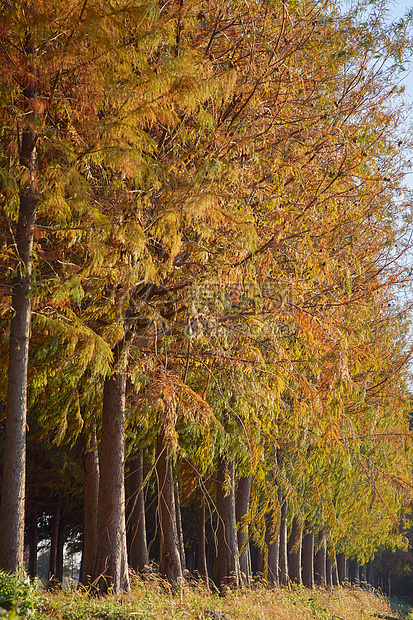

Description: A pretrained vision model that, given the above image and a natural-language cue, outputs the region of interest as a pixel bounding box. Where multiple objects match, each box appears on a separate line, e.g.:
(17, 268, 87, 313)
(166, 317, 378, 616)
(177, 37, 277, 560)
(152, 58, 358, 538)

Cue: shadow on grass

(387, 594, 413, 619)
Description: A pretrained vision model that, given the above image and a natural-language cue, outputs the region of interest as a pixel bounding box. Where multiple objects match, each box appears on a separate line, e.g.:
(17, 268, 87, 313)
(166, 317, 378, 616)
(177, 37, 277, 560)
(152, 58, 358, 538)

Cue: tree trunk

(128, 450, 149, 574)
(315, 529, 327, 587)
(56, 513, 66, 584)
(359, 563, 367, 586)
(332, 560, 339, 586)
(92, 370, 130, 593)
(0, 51, 37, 572)
(80, 419, 99, 585)
(156, 430, 183, 586)
(174, 481, 186, 573)
(236, 475, 252, 586)
(367, 562, 375, 588)
(28, 510, 38, 580)
(349, 559, 360, 585)
(326, 554, 333, 588)
(337, 552, 346, 585)
(48, 491, 62, 588)
(288, 516, 303, 585)
(266, 488, 282, 586)
(198, 492, 208, 582)
(255, 543, 264, 576)
(213, 456, 240, 590)
(302, 523, 314, 588)
(278, 494, 289, 586)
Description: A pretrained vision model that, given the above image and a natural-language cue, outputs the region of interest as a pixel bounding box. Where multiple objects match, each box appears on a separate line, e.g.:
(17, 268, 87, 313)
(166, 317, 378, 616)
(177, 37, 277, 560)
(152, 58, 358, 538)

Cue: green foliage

(0, 571, 37, 618)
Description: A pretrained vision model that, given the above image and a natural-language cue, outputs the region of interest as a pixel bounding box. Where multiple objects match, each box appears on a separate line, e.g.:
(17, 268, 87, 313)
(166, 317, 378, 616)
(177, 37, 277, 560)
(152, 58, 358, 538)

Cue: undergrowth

(29, 574, 413, 620)
(0, 570, 37, 618)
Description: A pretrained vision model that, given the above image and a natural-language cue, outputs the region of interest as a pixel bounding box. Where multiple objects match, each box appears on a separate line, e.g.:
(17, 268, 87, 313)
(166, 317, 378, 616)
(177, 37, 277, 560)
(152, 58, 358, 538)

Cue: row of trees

(0, 0, 413, 594)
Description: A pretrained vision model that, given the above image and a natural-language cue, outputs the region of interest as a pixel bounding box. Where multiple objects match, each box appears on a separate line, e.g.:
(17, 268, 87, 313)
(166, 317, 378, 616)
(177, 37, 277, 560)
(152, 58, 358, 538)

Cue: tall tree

(213, 457, 241, 590)
(91, 360, 129, 594)
(289, 517, 303, 585)
(0, 20, 37, 572)
(80, 417, 99, 585)
(236, 475, 252, 585)
(128, 450, 149, 575)
(156, 428, 184, 587)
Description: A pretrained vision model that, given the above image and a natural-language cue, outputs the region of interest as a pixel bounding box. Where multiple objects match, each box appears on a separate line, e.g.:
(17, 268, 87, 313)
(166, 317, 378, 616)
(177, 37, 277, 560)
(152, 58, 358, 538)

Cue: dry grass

(37, 577, 412, 620)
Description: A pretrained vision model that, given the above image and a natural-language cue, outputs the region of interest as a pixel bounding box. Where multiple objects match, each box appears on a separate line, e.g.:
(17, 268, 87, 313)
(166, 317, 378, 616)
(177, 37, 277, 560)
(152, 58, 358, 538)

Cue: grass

(29, 575, 413, 620)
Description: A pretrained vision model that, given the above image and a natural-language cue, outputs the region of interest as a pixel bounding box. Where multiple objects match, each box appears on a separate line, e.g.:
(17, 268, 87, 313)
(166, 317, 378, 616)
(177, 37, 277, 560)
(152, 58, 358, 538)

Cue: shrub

(0, 571, 37, 617)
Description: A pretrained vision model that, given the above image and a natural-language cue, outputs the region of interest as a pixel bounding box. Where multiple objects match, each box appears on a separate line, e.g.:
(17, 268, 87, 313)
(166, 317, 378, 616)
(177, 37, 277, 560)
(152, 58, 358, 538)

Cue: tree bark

(0, 45, 37, 572)
(302, 523, 314, 588)
(80, 419, 100, 585)
(266, 488, 282, 586)
(255, 543, 264, 577)
(359, 563, 367, 586)
(174, 480, 186, 573)
(337, 552, 346, 585)
(56, 512, 66, 584)
(156, 430, 183, 586)
(349, 559, 360, 585)
(48, 491, 62, 588)
(288, 516, 303, 585)
(326, 554, 333, 588)
(236, 475, 252, 586)
(198, 492, 208, 582)
(315, 529, 327, 587)
(332, 560, 339, 586)
(28, 509, 38, 580)
(128, 450, 149, 574)
(92, 370, 130, 593)
(213, 456, 240, 590)
(278, 494, 289, 586)
(266, 524, 280, 585)
(367, 561, 375, 588)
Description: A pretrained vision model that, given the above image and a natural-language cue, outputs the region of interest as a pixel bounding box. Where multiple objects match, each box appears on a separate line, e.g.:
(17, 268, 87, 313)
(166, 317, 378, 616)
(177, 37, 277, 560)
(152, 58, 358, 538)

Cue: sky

(390, 0, 413, 103)
(379, 2, 413, 189)
(389, 1, 413, 135)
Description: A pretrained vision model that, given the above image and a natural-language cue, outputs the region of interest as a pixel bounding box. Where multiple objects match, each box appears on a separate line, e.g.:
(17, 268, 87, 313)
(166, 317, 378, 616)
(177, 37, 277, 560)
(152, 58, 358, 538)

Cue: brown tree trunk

(326, 554, 333, 587)
(236, 475, 252, 586)
(56, 513, 66, 584)
(213, 456, 240, 590)
(92, 370, 130, 593)
(349, 559, 360, 585)
(80, 419, 99, 585)
(337, 552, 346, 585)
(198, 492, 208, 582)
(367, 561, 375, 588)
(174, 481, 186, 573)
(128, 450, 149, 574)
(266, 518, 280, 585)
(332, 560, 339, 586)
(266, 488, 282, 586)
(359, 563, 367, 586)
(315, 529, 327, 587)
(302, 523, 314, 588)
(256, 544, 264, 577)
(156, 430, 183, 586)
(288, 516, 303, 585)
(278, 494, 289, 586)
(267, 535, 280, 586)
(28, 509, 38, 579)
(48, 491, 62, 588)
(0, 49, 37, 572)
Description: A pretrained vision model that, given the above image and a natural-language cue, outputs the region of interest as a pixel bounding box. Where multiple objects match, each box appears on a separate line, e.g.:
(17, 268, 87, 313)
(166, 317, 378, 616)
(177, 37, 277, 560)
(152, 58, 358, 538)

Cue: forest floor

(31, 576, 413, 620)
